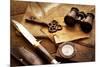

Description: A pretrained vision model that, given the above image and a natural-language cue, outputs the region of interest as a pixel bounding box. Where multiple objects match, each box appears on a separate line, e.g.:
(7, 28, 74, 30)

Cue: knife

(12, 19, 59, 64)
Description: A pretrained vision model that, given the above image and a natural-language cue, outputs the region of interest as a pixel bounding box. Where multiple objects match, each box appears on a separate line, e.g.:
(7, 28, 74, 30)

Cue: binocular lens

(64, 16, 76, 27)
(80, 22, 92, 33)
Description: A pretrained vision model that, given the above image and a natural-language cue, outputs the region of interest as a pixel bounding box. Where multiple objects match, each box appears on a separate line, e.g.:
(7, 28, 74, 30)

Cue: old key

(25, 16, 62, 33)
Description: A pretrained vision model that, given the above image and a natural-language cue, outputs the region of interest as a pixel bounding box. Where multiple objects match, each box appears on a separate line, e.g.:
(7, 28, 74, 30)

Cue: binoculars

(64, 7, 95, 33)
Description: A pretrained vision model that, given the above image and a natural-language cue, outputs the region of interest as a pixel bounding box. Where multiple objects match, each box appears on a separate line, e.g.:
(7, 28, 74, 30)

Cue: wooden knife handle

(35, 43, 59, 64)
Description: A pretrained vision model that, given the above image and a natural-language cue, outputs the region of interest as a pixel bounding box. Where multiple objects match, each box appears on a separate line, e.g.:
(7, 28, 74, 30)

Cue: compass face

(61, 44, 74, 56)
(58, 42, 76, 58)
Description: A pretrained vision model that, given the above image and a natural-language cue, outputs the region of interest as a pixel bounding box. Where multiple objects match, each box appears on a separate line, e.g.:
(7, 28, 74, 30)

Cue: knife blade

(12, 19, 59, 64)
(12, 20, 37, 45)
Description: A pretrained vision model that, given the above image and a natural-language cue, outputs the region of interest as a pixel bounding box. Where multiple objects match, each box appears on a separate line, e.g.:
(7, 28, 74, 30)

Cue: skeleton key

(25, 16, 62, 33)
